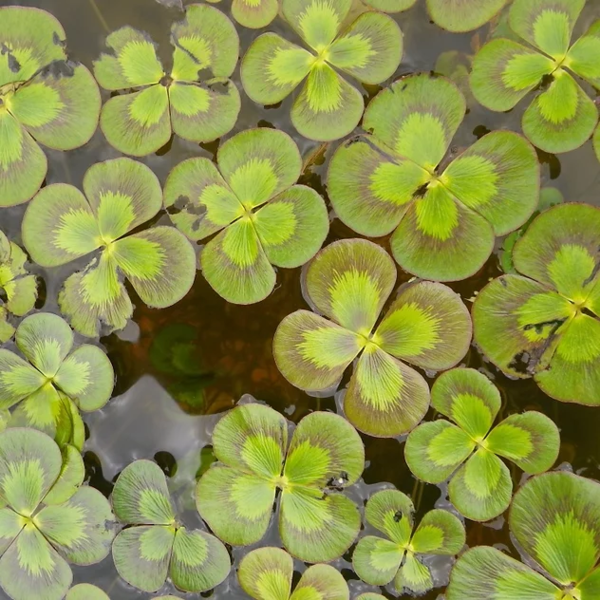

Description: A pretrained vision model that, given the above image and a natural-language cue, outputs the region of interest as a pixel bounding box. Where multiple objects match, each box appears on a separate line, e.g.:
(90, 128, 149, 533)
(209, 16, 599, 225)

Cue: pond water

(1, 0, 600, 597)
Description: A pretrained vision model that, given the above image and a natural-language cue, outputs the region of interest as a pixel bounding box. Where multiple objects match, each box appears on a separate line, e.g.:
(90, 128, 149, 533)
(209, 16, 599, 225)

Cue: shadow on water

(1, 0, 600, 597)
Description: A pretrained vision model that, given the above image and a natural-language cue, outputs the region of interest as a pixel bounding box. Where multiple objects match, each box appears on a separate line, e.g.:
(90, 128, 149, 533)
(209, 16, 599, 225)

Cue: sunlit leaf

(395, 552, 433, 594)
(567, 21, 600, 89)
(411, 509, 465, 555)
(44, 445, 84, 505)
(232, 0, 279, 29)
(364, 489, 414, 545)
(66, 584, 109, 600)
(0, 350, 45, 410)
(291, 563, 349, 599)
(427, 0, 508, 32)
(362, 0, 416, 12)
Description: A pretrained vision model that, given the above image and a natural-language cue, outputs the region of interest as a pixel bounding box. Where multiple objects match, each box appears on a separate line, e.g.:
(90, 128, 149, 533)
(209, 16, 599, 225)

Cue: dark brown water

(1, 0, 600, 597)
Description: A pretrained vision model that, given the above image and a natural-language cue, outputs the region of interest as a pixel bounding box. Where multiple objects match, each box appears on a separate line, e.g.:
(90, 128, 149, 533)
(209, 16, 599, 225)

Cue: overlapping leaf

(196, 402, 364, 563)
(165, 128, 328, 304)
(327, 74, 539, 282)
(473, 203, 600, 405)
(405, 368, 560, 520)
(274, 238, 472, 437)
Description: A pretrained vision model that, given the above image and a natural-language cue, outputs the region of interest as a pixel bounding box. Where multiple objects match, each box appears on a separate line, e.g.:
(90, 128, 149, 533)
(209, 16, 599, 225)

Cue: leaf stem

(89, 0, 110, 33)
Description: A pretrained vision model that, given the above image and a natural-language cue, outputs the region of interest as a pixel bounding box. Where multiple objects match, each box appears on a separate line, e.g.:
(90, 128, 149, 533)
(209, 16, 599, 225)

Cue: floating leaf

(426, 0, 509, 32)
(66, 584, 109, 600)
(232, 0, 279, 29)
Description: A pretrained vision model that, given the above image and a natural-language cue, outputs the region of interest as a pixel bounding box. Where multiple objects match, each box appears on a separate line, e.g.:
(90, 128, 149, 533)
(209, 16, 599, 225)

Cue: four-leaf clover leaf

(473, 203, 600, 406)
(471, 0, 600, 153)
(21, 157, 197, 337)
(195, 402, 365, 563)
(93, 4, 240, 156)
(405, 368, 560, 521)
(164, 128, 329, 304)
(273, 238, 472, 437)
(0, 7, 100, 206)
(448, 472, 600, 600)
(241, 0, 403, 141)
(327, 73, 540, 282)
(111, 459, 230, 593)
(353, 489, 465, 595)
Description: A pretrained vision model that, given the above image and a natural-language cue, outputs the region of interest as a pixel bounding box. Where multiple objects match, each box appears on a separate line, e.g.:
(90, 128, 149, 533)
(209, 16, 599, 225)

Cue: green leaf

(232, 0, 279, 29)
(0, 508, 25, 554)
(100, 85, 171, 156)
(0, 350, 44, 410)
(362, 0, 416, 12)
(93, 27, 163, 90)
(112, 227, 196, 308)
(0, 523, 72, 600)
(395, 553, 433, 595)
(290, 64, 364, 141)
(375, 281, 472, 370)
(578, 567, 600, 600)
(35, 486, 115, 565)
(343, 348, 430, 437)
(253, 186, 329, 268)
(8, 385, 64, 441)
(238, 547, 293, 600)
(430, 368, 501, 439)
(284, 411, 364, 487)
(241, 33, 314, 106)
(485, 412, 559, 474)
(169, 527, 230, 593)
(441, 131, 540, 236)
(427, 0, 508, 32)
(273, 311, 362, 392)
(364, 489, 414, 545)
(446, 546, 560, 600)
(291, 563, 349, 599)
(112, 460, 175, 525)
(470, 39, 554, 112)
(327, 12, 402, 85)
(390, 185, 495, 281)
(43, 445, 84, 505)
(405, 420, 475, 483)
(363, 74, 466, 171)
(326, 137, 429, 237)
(0, 109, 47, 208)
(353, 536, 405, 586)
(0, 428, 62, 516)
(448, 449, 513, 521)
(279, 485, 360, 563)
(356, 594, 387, 600)
(304, 239, 397, 334)
(410, 509, 465, 555)
(9, 63, 100, 151)
(510, 472, 600, 586)
(66, 584, 109, 600)
(509, 0, 585, 59)
(112, 525, 175, 592)
(567, 21, 600, 89)
(0, 235, 37, 320)
(522, 70, 598, 153)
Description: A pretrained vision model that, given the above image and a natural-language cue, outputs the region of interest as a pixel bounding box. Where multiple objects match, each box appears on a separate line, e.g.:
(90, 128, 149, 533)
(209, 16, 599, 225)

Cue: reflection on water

(0, 0, 599, 597)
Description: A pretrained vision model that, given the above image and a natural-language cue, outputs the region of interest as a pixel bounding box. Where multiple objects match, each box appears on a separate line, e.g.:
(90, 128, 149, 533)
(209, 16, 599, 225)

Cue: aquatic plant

(0, 231, 37, 342)
(447, 472, 600, 599)
(273, 239, 472, 437)
(229, 0, 279, 28)
(239, 546, 349, 599)
(353, 489, 465, 594)
(356, 595, 386, 600)
(0, 428, 115, 600)
(406, 368, 559, 521)
(473, 203, 600, 405)
(327, 74, 539, 282)
(0, 313, 113, 446)
(241, 0, 402, 141)
(363, 0, 509, 32)
(0, 7, 100, 207)
(471, 0, 600, 153)
(196, 402, 365, 562)
(93, 4, 240, 156)
(164, 128, 329, 304)
(65, 584, 109, 600)
(111, 459, 230, 593)
(22, 157, 197, 337)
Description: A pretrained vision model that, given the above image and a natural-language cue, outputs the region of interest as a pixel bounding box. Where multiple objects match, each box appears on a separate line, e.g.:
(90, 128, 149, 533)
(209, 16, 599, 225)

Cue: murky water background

(1, 0, 600, 597)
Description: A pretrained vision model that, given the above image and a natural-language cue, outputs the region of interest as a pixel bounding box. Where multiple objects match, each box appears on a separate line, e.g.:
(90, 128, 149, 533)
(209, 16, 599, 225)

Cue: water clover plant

(230, 0, 280, 29)
(362, 0, 509, 33)
(0, 313, 114, 445)
(239, 547, 350, 599)
(111, 459, 230, 593)
(471, 0, 600, 154)
(22, 157, 197, 337)
(164, 128, 329, 304)
(353, 489, 465, 594)
(0, 428, 115, 600)
(195, 402, 365, 563)
(447, 472, 600, 600)
(93, 4, 240, 156)
(473, 203, 600, 406)
(0, 7, 100, 207)
(241, 0, 403, 141)
(65, 584, 109, 600)
(273, 238, 472, 437)
(0, 231, 37, 343)
(327, 74, 540, 282)
(405, 368, 560, 521)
